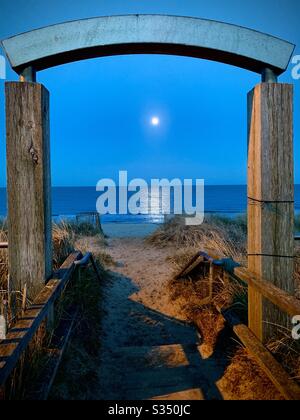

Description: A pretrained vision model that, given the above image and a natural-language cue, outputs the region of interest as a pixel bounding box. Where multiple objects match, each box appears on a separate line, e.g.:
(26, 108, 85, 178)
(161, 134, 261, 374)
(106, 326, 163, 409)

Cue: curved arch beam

(1, 15, 295, 77)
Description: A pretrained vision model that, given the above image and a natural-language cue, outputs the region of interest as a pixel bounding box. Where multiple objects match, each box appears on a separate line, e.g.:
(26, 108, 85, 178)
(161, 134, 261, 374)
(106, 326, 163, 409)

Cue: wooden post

(5, 82, 52, 299)
(247, 83, 294, 343)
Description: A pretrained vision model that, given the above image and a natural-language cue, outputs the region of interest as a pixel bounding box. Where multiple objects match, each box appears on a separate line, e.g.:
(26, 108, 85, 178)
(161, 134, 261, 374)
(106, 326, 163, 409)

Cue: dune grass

(48, 254, 105, 400)
(1, 219, 110, 399)
(219, 346, 284, 400)
(146, 214, 247, 263)
(6, 251, 106, 400)
(0, 219, 110, 312)
(1, 213, 300, 398)
(148, 214, 300, 391)
(148, 214, 248, 322)
(267, 329, 300, 386)
(1, 219, 107, 280)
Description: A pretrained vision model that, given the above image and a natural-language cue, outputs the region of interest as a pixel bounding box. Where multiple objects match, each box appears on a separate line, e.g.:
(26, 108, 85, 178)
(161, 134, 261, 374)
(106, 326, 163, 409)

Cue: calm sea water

(0, 185, 299, 224)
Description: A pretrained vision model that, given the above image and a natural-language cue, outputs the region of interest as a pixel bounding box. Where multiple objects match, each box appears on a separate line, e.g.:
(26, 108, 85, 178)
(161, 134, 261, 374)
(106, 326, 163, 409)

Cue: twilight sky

(0, 0, 299, 186)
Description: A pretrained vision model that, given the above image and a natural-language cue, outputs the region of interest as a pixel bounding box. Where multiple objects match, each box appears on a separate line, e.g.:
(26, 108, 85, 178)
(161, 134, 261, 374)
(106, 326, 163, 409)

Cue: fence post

(5, 82, 52, 299)
(247, 83, 294, 343)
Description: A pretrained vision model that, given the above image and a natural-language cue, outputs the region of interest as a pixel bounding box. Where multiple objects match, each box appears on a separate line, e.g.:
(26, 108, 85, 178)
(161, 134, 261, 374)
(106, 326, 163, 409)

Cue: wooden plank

(5, 82, 52, 298)
(235, 323, 300, 400)
(219, 306, 300, 401)
(27, 307, 78, 400)
(247, 83, 294, 342)
(198, 263, 214, 306)
(248, 84, 294, 202)
(0, 251, 81, 386)
(175, 255, 204, 279)
(235, 267, 300, 317)
(196, 249, 300, 317)
(174, 251, 219, 280)
(74, 252, 92, 266)
(150, 389, 204, 400)
(74, 252, 102, 282)
(180, 256, 204, 278)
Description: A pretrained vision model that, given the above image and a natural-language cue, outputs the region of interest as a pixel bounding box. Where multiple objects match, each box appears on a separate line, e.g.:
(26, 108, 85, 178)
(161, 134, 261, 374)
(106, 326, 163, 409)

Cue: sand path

(97, 237, 230, 400)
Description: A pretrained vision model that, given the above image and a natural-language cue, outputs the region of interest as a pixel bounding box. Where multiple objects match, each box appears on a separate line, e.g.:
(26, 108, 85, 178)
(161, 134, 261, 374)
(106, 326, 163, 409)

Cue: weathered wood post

(247, 82, 294, 343)
(5, 82, 52, 298)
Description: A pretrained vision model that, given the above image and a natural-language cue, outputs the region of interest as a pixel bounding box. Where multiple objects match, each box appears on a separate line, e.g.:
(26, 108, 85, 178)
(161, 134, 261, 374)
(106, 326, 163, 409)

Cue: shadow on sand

(99, 270, 235, 400)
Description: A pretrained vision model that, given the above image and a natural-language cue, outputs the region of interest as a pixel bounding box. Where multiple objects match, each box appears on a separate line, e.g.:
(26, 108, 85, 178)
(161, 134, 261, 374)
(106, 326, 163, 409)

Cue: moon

(151, 116, 160, 126)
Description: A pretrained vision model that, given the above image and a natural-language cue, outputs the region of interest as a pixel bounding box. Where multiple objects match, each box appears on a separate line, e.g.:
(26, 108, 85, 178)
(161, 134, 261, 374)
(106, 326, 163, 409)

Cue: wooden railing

(177, 250, 300, 400)
(0, 250, 101, 397)
(1, 241, 300, 399)
(188, 250, 300, 316)
(233, 266, 300, 317)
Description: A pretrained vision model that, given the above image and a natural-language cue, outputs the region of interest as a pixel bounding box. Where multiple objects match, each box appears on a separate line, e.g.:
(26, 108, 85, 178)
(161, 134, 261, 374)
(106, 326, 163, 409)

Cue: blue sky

(0, 0, 299, 186)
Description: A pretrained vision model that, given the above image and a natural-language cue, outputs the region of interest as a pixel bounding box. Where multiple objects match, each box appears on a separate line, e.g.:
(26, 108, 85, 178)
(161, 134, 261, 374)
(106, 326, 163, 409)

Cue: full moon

(151, 116, 160, 126)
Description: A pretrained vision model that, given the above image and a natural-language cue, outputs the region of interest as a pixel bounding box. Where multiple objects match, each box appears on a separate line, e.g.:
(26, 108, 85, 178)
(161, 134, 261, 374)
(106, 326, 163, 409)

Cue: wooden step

(99, 343, 227, 400)
(150, 388, 204, 400)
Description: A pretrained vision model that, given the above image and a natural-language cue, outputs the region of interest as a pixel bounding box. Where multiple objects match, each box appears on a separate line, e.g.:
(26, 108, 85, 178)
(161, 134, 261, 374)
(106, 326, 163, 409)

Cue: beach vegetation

(147, 214, 300, 390)
(0, 220, 112, 399)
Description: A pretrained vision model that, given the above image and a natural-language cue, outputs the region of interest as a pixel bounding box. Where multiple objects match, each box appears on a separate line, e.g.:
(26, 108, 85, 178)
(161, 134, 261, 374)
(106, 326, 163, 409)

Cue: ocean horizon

(1, 185, 300, 224)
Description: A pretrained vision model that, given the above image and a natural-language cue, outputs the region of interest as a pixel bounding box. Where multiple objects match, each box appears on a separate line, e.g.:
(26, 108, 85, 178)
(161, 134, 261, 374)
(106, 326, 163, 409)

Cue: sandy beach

(96, 236, 230, 400)
(88, 217, 291, 400)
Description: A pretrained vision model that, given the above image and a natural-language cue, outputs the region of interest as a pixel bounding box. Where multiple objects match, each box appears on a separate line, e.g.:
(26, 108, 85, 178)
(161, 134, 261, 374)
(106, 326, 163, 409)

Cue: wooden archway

(1, 15, 295, 81)
(1, 15, 296, 342)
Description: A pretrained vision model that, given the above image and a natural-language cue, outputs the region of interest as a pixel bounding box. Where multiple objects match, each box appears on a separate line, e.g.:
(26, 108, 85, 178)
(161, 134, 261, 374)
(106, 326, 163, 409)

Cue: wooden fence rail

(0, 249, 100, 391)
(214, 254, 300, 400)
(0, 251, 81, 386)
(234, 266, 300, 317)
(194, 250, 300, 317)
(217, 304, 300, 400)
(176, 250, 300, 400)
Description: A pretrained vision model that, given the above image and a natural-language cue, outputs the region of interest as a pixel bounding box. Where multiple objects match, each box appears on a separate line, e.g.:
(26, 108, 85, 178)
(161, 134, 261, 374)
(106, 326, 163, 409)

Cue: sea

(0, 185, 300, 224)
